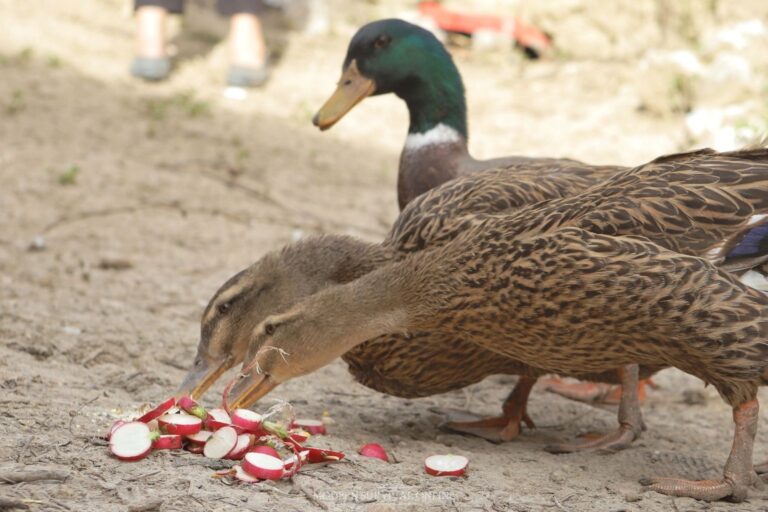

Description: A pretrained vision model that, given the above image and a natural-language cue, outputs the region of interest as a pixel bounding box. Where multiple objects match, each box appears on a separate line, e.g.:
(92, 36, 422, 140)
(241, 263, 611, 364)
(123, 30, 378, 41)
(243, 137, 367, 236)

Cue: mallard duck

(313, 18, 601, 210)
(313, 18, 654, 405)
(228, 147, 768, 501)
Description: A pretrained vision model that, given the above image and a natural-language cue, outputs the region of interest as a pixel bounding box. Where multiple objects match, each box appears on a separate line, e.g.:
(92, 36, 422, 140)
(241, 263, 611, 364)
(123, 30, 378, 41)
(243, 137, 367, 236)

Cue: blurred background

(2, 1, 768, 510)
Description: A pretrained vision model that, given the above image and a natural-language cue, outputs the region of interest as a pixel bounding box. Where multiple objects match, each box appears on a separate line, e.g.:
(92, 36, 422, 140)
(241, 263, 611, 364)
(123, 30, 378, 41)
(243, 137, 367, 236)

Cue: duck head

(313, 19, 467, 137)
(176, 235, 386, 400)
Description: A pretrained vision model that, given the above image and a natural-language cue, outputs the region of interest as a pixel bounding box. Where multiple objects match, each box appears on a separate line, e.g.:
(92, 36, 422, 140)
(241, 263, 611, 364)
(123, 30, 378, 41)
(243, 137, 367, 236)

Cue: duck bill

(228, 373, 279, 410)
(176, 358, 232, 400)
(312, 59, 376, 130)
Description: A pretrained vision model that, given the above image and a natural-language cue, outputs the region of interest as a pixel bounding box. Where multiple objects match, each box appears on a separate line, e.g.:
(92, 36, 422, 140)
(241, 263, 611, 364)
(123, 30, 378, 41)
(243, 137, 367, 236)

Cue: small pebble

(401, 476, 419, 486)
(63, 326, 82, 335)
(28, 235, 46, 251)
(549, 469, 567, 484)
(624, 492, 642, 503)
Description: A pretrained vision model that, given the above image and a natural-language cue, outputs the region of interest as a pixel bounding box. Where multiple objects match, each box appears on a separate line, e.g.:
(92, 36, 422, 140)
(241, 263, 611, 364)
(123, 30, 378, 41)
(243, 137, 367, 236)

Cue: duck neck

(397, 65, 468, 140)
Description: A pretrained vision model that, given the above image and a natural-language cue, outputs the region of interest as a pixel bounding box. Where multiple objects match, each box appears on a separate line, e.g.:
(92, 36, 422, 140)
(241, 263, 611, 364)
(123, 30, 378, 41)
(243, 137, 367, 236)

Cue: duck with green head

(313, 18, 572, 210)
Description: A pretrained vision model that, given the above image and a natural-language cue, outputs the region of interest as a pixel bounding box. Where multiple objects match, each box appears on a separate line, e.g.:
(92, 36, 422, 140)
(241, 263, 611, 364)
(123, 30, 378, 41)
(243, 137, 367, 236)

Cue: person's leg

(131, 1, 184, 80)
(217, 1, 269, 87)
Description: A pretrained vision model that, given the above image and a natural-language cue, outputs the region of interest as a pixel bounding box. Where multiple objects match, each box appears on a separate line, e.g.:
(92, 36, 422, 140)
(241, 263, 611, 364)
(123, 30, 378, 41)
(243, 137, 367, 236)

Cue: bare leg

(441, 376, 537, 442)
(135, 6, 167, 58)
(229, 13, 267, 68)
(641, 399, 759, 502)
(545, 364, 643, 453)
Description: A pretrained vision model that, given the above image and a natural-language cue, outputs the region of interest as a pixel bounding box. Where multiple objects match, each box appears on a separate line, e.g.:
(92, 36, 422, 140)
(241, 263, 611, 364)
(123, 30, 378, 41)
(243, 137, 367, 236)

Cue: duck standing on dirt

(227, 148, 768, 502)
(204, 147, 768, 452)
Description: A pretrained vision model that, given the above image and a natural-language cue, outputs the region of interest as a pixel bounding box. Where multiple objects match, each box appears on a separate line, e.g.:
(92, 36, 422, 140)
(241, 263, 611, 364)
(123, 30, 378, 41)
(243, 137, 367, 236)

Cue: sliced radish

(305, 447, 345, 463)
(227, 434, 255, 460)
(205, 408, 232, 431)
(186, 430, 213, 445)
(231, 409, 263, 432)
(203, 426, 238, 459)
(153, 434, 183, 450)
(177, 396, 207, 420)
(283, 450, 309, 470)
(424, 454, 469, 477)
(109, 421, 157, 462)
(186, 443, 204, 454)
(158, 413, 202, 436)
(233, 465, 260, 483)
(242, 452, 284, 480)
(136, 397, 175, 424)
(359, 443, 389, 462)
(289, 429, 310, 443)
(291, 419, 326, 435)
(248, 445, 280, 459)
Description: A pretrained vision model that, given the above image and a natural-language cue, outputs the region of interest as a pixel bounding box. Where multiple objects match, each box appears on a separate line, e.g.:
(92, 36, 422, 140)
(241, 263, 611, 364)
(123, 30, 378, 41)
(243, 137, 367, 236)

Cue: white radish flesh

(226, 434, 254, 460)
(233, 465, 260, 483)
(242, 452, 284, 480)
(424, 454, 469, 477)
(205, 408, 232, 431)
(157, 413, 202, 436)
(136, 397, 175, 423)
(109, 421, 155, 462)
(292, 419, 326, 435)
(203, 426, 238, 459)
(186, 430, 213, 445)
(231, 409, 263, 432)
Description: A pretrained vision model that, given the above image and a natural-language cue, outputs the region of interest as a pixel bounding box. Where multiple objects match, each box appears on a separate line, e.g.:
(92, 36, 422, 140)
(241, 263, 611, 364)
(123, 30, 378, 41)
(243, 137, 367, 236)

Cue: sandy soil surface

(2, 1, 768, 511)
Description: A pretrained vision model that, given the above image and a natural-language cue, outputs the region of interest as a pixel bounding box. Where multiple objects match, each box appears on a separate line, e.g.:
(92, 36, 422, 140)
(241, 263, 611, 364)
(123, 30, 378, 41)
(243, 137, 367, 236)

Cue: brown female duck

(229, 148, 768, 502)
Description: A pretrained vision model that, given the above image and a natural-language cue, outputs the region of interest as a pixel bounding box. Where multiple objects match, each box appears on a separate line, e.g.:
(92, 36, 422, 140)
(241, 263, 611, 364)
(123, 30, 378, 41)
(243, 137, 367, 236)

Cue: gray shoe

(226, 65, 269, 88)
(130, 57, 171, 82)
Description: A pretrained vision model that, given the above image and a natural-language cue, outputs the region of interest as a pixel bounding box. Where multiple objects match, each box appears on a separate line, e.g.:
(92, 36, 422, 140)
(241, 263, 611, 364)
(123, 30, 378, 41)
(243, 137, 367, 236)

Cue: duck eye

(373, 35, 391, 49)
(217, 302, 231, 314)
(264, 322, 276, 336)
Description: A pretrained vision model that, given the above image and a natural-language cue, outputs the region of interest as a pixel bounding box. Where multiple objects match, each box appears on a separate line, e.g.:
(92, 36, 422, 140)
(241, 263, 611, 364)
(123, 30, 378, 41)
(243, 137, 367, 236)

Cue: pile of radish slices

(106, 396, 345, 482)
(106, 396, 469, 480)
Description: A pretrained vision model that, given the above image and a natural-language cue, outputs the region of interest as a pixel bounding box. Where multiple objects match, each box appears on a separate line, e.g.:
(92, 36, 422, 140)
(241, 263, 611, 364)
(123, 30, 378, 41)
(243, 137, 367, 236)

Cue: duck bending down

(229, 217, 768, 502)
(216, 147, 768, 452)
(313, 18, 654, 404)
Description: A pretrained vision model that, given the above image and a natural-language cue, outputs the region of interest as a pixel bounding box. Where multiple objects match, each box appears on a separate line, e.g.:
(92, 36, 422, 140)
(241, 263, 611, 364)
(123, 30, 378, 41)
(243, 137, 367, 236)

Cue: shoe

(226, 64, 269, 88)
(130, 57, 171, 81)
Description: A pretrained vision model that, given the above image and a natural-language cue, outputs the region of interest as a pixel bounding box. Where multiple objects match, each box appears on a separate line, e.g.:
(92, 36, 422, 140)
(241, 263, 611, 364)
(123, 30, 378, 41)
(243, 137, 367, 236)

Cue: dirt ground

(2, 1, 768, 511)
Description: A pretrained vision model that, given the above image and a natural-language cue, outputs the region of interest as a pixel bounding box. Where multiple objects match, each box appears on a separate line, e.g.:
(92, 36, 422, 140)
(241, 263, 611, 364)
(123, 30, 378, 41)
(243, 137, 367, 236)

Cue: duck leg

(540, 376, 657, 405)
(545, 364, 643, 453)
(439, 376, 537, 442)
(641, 399, 759, 502)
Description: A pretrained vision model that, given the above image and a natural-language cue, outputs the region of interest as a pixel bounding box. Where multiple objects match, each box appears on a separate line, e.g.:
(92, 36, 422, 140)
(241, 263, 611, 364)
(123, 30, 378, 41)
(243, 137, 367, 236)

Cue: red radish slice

(242, 452, 284, 480)
(424, 454, 469, 477)
(305, 447, 345, 463)
(158, 413, 202, 436)
(248, 445, 280, 459)
(289, 429, 310, 443)
(359, 443, 389, 462)
(291, 419, 326, 435)
(109, 421, 156, 462)
(283, 450, 309, 470)
(203, 426, 238, 459)
(233, 465, 260, 483)
(153, 434, 183, 450)
(231, 409, 263, 432)
(136, 397, 175, 424)
(186, 443, 204, 454)
(177, 396, 207, 420)
(186, 430, 213, 445)
(227, 434, 255, 460)
(205, 408, 232, 431)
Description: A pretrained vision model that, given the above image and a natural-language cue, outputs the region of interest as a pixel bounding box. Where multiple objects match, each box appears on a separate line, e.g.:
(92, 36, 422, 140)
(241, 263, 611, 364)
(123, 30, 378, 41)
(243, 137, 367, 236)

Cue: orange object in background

(418, 1, 552, 57)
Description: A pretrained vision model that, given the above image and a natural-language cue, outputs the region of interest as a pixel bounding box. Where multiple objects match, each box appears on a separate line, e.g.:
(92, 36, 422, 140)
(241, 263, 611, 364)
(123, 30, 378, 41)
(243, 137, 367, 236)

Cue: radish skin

(305, 447, 345, 464)
(289, 429, 310, 443)
(136, 397, 175, 424)
(359, 443, 389, 462)
(186, 443, 204, 454)
(203, 426, 238, 459)
(248, 445, 280, 459)
(424, 454, 469, 477)
(231, 409, 263, 432)
(226, 434, 255, 460)
(109, 421, 157, 462)
(153, 434, 183, 450)
(158, 413, 202, 436)
(177, 396, 208, 420)
(205, 408, 233, 431)
(242, 452, 284, 480)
